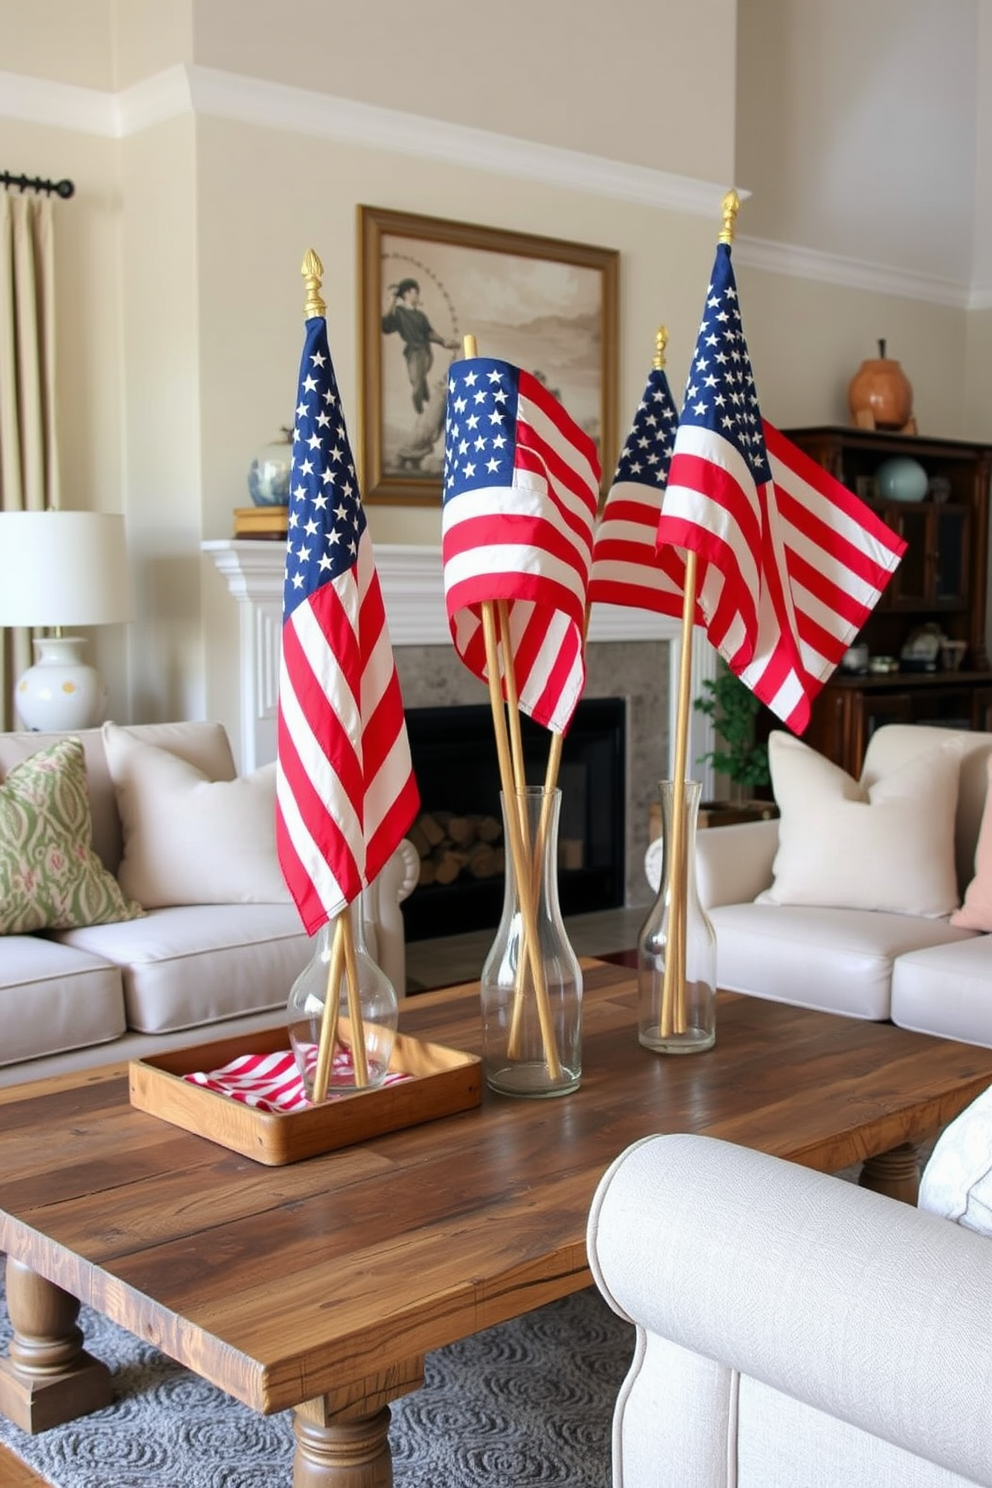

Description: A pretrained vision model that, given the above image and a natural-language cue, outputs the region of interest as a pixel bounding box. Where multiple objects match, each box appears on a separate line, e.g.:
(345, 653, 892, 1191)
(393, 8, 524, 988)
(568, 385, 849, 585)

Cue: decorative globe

(247, 429, 293, 507)
(875, 456, 929, 504)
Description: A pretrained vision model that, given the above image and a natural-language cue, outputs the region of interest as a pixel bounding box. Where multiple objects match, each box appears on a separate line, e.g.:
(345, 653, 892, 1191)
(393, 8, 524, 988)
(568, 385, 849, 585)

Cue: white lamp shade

(0, 510, 133, 628)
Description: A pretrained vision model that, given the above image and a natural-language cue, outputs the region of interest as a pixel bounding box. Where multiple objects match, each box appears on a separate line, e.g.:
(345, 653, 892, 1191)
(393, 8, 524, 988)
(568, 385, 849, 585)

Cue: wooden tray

(129, 1027, 481, 1165)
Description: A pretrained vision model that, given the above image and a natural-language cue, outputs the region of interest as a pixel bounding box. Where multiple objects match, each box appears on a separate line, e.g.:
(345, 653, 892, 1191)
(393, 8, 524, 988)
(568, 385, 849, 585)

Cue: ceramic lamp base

(14, 637, 108, 731)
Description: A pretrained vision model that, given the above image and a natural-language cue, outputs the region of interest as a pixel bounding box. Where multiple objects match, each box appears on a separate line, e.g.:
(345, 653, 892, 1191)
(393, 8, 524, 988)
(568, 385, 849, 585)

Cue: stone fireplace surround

(205, 541, 717, 910)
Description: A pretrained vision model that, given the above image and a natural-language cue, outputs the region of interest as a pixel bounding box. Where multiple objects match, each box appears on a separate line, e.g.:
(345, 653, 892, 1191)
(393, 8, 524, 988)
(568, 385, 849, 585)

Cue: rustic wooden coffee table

(3, 959, 992, 1487)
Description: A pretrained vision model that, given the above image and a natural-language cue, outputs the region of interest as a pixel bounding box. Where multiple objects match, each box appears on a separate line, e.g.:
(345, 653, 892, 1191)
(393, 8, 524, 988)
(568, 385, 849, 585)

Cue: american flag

(589, 363, 701, 619)
(276, 315, 419, 935)
(657, 241, 905, 732)
(442, 356, 600, 734)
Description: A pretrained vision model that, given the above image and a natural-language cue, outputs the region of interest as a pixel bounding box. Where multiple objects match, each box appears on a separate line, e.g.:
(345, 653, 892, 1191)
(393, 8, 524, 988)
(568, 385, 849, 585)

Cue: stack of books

(233, 506, 288, 539)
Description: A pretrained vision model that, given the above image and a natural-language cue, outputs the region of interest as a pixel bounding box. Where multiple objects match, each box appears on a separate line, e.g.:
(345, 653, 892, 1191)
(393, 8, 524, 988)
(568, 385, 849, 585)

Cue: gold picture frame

(358, 205, 619, 506)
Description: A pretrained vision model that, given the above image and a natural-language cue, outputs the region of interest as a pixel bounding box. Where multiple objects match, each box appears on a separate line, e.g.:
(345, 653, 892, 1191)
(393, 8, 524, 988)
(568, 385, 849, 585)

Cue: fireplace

(204, 543, 717, 919)
(401, 698, 626, 941)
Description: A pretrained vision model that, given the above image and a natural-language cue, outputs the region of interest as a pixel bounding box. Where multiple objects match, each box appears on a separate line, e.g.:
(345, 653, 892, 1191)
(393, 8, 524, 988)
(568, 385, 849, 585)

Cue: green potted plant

(692, 660, 774, 825)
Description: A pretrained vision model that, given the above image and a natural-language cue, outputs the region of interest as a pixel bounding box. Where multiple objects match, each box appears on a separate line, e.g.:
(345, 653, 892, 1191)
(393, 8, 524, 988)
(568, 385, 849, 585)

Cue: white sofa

(587, 1131, 992, 1488)
(0, 721, 419, 1086)
(646, 724, 992, 1046)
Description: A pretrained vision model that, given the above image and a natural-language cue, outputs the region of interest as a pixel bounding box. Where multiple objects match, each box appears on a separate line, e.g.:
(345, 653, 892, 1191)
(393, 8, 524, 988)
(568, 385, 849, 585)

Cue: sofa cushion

(891, 935, 992, 1048)
(102, 722, 290, 907)
(860, 724, 992, 893)
(951, 755, 992, 931)
(711, 902, 974, 1021)
(0, 720, 238, 874)
(0, 936, 126, 1067)
(0, 737, 144, 936)
(758, 732, 960, 918)
(55, 904, 310, 1033)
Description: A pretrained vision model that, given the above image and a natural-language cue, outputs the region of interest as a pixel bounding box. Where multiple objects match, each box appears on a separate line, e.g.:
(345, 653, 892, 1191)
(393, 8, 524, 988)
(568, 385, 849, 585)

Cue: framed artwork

(358, 205, 619, 506)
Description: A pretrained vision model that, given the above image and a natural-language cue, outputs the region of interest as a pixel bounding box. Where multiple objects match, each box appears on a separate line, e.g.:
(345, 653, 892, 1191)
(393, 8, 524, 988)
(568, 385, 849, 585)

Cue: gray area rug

(0, 1270, 633, 1488)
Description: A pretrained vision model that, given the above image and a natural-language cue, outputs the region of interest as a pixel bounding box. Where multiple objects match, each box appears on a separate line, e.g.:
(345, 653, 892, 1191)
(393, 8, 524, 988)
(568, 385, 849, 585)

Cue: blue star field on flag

(677, 241, 771, 487)
(612, 365, 678, 490)
(283, 319, 364, 618)
(443, 359, 518, 501)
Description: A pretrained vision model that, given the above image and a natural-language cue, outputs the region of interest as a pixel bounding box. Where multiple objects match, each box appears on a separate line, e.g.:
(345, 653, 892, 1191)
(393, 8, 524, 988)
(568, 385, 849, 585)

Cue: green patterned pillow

(0, 736, 145, 935)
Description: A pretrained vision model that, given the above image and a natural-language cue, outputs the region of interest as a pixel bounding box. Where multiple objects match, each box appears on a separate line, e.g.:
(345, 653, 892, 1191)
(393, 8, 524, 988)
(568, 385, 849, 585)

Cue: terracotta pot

(848, 339, 913, 429)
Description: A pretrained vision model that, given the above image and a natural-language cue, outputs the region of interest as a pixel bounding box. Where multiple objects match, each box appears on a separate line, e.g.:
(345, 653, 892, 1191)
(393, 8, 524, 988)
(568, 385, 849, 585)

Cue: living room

(3, 4, 992, 1486)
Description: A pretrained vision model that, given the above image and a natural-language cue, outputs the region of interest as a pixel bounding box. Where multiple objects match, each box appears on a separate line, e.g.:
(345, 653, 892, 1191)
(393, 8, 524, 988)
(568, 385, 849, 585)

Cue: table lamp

(0, 509, 133, 731)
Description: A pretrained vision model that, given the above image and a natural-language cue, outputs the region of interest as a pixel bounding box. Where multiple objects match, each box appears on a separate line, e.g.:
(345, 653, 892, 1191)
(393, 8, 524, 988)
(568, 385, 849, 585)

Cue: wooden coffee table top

(3, 959, 992, 1417)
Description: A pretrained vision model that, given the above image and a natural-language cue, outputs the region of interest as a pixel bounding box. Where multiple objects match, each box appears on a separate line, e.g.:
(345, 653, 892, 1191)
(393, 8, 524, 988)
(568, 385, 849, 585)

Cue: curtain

(0, 190, 59, 730)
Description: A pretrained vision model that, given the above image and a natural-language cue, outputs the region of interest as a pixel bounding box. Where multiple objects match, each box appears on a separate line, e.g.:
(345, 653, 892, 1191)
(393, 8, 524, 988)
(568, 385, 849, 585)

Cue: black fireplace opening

(401, 697, 626, 942)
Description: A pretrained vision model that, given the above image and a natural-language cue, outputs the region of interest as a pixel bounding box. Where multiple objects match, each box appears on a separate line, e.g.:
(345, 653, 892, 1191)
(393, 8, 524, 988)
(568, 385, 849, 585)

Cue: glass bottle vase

(287, 896, 398, 1101)
(637, 779, 717, 1054)
(480, 785, 582, 1098)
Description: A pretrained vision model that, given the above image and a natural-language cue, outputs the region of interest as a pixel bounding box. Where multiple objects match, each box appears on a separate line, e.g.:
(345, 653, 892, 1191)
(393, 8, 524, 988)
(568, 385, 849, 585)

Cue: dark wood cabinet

(778, 425, 992, 775)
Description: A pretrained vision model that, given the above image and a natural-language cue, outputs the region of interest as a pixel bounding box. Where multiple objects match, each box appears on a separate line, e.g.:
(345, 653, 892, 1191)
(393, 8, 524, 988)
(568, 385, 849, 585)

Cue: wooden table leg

(859, 1142, 920, 1205)
(292, 1358, 424, 1487)
(0, 1256, 112, 1433)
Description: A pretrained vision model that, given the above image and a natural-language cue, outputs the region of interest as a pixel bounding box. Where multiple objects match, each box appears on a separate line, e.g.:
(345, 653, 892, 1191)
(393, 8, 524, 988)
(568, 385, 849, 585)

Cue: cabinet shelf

(778, 425, 992, 775)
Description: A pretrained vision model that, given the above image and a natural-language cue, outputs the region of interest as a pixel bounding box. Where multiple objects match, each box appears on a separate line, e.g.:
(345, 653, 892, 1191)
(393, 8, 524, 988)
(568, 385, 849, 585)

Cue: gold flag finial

(653, 325, 668, 370)
(301, 248, 326, 319)
(718, 189, 740, 246)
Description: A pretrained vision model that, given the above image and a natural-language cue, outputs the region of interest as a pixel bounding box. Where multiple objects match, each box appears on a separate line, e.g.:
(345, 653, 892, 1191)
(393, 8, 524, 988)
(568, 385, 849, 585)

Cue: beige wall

(736, 0, 980, 283)
(0, 0, 989, 765)
(188, 0, 738, 183)
(738, 265, 970, 436)
(119, 114, 203, 723)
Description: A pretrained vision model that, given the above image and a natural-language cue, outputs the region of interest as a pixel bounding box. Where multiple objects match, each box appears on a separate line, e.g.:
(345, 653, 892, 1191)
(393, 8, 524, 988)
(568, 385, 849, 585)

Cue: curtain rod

(0, 171, 74, 199)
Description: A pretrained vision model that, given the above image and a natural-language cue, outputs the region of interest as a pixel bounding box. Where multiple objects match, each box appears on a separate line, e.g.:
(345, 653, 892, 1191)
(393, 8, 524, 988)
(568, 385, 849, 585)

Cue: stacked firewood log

(408, 810, 505, 888)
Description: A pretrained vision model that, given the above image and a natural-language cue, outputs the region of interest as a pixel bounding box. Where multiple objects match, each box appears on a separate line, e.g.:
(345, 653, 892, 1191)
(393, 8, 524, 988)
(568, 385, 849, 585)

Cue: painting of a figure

(360, 207, 618, 505)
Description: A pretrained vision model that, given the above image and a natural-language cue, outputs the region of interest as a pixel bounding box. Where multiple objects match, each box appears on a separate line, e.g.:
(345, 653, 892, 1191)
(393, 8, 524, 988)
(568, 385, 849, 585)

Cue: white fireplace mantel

(203, 540, 715, 782)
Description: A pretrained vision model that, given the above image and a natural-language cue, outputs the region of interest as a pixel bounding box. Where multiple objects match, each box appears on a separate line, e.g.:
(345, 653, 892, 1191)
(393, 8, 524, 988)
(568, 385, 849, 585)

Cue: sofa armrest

(644, 818, 780, 909)
(362, 838, 420, 998)
(587, 1133, 992, 1488)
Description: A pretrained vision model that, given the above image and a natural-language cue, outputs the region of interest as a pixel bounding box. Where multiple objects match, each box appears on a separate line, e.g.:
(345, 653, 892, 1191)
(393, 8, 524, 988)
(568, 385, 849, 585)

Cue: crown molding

(0, 68, 116, 135)
(0, 63, 730, 218)
(184, 65, 731, 217)
(116, 65, 194, 136)
(0, 64, 983, 309)
(734, 232, 971, 310)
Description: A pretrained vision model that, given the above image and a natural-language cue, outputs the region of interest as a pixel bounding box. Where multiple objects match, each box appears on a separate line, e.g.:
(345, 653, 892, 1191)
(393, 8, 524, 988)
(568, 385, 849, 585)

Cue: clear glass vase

(287, 897, 398, 1101)
(638, 779, 717, 1054)
(480, 785, 582, 1098)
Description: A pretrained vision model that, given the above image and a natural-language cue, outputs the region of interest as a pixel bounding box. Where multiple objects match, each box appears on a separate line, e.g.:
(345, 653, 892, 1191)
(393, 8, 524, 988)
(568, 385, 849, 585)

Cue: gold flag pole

(462, 334, 562, 1080)
(655, 319, 693, 1037)
(312, 915, 346, 1102)
(660, 191, 740, 1038)
(341, 914, 370, 1087)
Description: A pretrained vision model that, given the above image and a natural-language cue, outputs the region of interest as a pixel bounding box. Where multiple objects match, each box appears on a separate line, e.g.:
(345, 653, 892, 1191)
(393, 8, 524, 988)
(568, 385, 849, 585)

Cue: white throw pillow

(757, 731, 960, 918)
(102, 722, 290, 907)
(919, 1082, 992, 1236)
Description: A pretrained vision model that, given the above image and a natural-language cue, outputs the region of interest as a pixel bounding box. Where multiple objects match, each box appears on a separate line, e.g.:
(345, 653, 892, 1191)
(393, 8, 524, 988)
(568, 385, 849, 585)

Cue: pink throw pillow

(952, 755, 992, 931)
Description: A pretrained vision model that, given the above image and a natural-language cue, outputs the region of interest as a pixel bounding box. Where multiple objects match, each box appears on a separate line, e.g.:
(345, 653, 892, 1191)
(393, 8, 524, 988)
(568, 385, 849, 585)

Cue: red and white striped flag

(657, 241, 905, 732)
(184, 1048, 409, 1111)
(441, 356, 600, 734)
(589, 363, 702, 619)
(276, 313, 419, 935)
